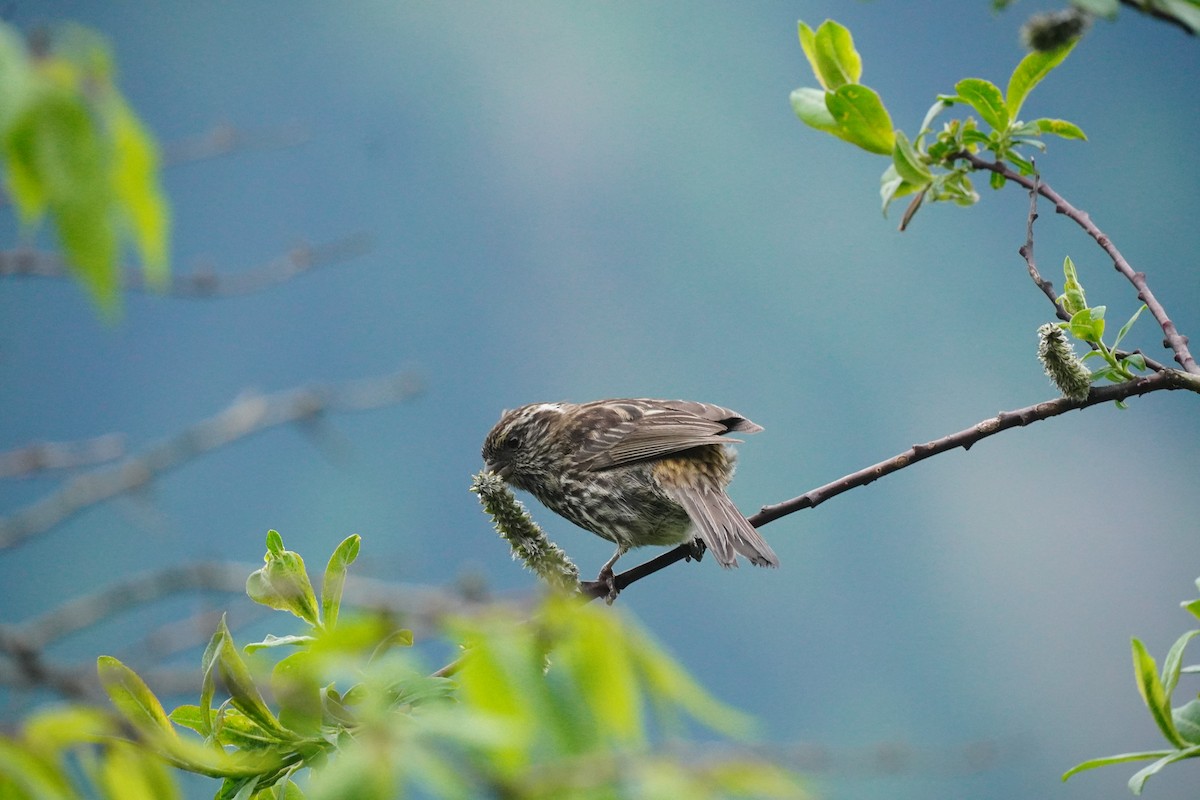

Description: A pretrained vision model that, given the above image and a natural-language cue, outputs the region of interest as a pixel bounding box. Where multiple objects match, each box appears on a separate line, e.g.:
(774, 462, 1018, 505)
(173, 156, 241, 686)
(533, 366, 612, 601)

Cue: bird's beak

(484, 460, 510, 480)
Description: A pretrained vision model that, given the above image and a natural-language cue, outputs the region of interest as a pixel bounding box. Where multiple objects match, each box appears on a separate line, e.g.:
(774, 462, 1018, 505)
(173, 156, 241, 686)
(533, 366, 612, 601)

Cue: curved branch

(954, 152, 1197, 374)
(0, 233, 373, 298)
(0, 370, 422, 550)
(595, 370, 1199, 598)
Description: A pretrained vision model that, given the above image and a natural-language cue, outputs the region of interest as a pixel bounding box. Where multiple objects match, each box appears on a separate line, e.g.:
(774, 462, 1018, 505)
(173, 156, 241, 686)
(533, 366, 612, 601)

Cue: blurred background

(1, 2, 1197, 798)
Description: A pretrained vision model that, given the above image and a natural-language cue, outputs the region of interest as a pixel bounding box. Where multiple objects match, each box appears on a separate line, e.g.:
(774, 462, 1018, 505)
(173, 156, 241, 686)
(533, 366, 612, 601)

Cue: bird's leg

(596, 545, 627, 604)
(686, 537, 706, 563)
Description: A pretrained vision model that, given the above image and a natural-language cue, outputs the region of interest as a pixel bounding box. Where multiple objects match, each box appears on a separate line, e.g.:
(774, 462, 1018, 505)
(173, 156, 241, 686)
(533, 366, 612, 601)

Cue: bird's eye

(505, 434, 520, 449)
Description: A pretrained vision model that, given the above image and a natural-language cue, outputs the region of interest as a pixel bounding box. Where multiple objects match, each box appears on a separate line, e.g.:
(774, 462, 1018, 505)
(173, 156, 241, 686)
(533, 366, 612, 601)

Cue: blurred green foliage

(1063, 576, 1200, 793)
(0, 533, 805, 799)
(0, 21, 169, 315)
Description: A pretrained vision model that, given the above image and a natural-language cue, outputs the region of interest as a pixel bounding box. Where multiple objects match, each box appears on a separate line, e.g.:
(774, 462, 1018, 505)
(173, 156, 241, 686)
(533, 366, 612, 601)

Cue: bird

(481, 398, 778, 586)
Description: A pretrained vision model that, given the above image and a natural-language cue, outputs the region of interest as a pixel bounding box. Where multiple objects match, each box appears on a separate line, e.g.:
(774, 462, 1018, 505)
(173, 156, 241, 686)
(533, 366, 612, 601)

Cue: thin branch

(0, 233, 373, 297)
(161, 121, 311, 166)
(0, 370, 422, 550)
(0, 559, 503, 699)
(1017, 171, 1167, 372)
(1117, 0, 1198, 36)
(955, 152, 1197, 374)
(0, 434, 126, 479)
(593, 370, 1200, 598)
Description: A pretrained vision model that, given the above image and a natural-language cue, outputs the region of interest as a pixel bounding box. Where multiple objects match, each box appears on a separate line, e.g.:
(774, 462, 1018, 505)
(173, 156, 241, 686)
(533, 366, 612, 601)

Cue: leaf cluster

(790, 20, 1086, 227)
(0, 21, 169, 314)
(1064, 576, 1200, 793)
(2, 533, 803, 799)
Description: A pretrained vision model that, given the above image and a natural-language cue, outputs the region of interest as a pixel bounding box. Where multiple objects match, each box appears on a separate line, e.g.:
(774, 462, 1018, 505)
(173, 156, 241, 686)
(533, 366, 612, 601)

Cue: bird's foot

(685, 538, 706, 563)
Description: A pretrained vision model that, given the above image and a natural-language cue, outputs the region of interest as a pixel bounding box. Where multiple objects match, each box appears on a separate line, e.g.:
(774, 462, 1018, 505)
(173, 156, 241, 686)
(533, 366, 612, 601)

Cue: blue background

(2, 2, 1198, 798)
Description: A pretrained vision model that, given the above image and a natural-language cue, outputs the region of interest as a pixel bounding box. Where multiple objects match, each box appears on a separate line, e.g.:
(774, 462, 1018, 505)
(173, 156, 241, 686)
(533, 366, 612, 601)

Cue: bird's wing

(576, 399, 760, 470)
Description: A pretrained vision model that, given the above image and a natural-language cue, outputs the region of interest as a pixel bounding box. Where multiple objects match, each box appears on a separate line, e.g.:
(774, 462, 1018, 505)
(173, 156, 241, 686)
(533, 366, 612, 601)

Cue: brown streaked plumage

(481, 399, 778, 576)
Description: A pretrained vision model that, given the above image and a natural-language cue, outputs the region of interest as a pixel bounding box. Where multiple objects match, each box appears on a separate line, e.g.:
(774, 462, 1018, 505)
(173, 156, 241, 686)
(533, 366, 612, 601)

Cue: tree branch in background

(0, 370, 423, 550)
(0, 233, 373, 297)
(956, 151, 1197, 374)
(0, 560, 502, 702)
(161, 121, 310, 166)
(0, 434, 126, 479)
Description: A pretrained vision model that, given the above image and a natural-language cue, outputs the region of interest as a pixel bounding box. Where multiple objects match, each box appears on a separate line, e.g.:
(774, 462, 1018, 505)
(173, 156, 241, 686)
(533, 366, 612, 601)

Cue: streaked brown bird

(482, 398, 778, 580)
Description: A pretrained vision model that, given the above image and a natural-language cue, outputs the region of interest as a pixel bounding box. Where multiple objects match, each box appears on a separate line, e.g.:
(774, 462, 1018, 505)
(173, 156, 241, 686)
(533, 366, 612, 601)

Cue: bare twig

(955, 152, 1197, 374)
(161, 121, 311, 166)
(0, 233, 373, 297)
(0, 370, 422, 550)
(589, 370, 1200, 599)
(0, 434, 126, 479)
(1, 559, 503, 700)
(1016, 172, 1167, 372)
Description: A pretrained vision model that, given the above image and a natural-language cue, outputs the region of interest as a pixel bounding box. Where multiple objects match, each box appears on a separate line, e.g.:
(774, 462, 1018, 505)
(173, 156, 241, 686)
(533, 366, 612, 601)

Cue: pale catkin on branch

(1037, 323, 1092, 400)
(470, 471, 580, 594)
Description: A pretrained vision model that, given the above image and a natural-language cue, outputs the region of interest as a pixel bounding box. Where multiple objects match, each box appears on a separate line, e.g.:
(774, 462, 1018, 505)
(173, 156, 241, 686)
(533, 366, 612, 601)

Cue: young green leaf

(1062, 750, 1172, 782)
(210, 616, 292, 739)
(1068, 307, 1105, 344)
(96, 656, 179, 740)
(954, 78, 1009, 131)
(1132, 638, 1187, 748)
(109, 96, 169, 288)
(789, 87, 838, 134)
(1128, 746, 1200, 794)
(1059, 256, 1088, 315)
(1175, 699, 1200, 746)
(1006, 39, 1078, 120)
(1113, 304, 1147, 350)
(320, 534, 361, 631)
(1034, 118, 1087, 140)
(825, 83, 895, 155)
(891, 130, 933, 186)
(246, 531, 320, 626)
(1161, 630, 1200, 699)
(1184, 597, 1200, 621)
(798, 20, 861, 90)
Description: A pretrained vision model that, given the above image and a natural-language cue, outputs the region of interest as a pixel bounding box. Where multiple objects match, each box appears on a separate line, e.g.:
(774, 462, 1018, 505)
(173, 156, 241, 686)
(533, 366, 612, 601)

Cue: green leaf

(879, 163, 921, 216)
(96, 656, 179, 740)
(1068, 307, 1105, 344)
(918, 98, 950, 136)
(797, 20, 861, 90)
(825, 83, 895, 155)
(1006, 39, 1078, 120)
(109, 96, 169, 288)
(320, 534, 360, 631)
(1129, 746, 1200, 794)
(954, 78, 1009, 131)
(244, 634, 316, 654)
(246, 531, 320, 626)
(891, 130, 932, 186)
(1162, 630, 1200, 700)
(1132, 638, 1186, 748)
(1184, 597, 1200, 621)
(1072, 0, 1119, 17)
(1157, 0, 1200, 34)
(989, 170, 1007, 190)
(0, 737, 75, 799)
(1059, 256, 1087, 315)
(1175, 699, 1200, 745)
(1113, 304, 1147, 350)
(1034, 117, 1087, 140)
(1062, 749, 1172, 781)
(210, 616, 292, 739)
(789, 87, 838, 135)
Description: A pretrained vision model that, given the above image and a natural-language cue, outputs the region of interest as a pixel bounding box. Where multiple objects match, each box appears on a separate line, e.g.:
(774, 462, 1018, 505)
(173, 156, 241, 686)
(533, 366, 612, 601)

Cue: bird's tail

(667, 485, 779, 568)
